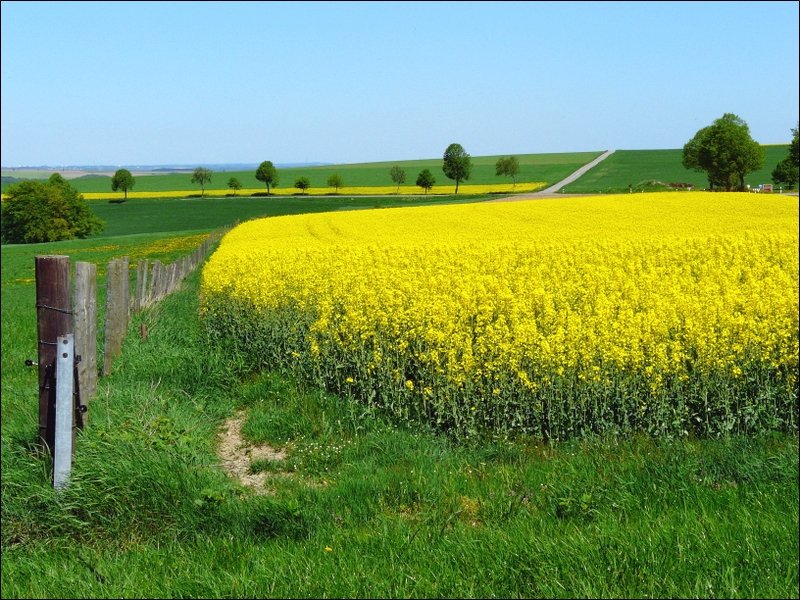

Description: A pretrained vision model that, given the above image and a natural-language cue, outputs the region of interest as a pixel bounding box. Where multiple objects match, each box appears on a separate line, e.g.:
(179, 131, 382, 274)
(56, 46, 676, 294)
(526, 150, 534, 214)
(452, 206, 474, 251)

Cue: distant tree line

(6, 119, 793, 246)
(176, 143, 522, 198)
(113, 125, 797, 200)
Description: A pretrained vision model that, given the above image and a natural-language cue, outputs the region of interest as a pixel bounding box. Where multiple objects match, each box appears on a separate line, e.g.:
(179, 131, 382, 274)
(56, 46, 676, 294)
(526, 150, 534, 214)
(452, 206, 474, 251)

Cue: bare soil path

(489, 149, 616, 202)
(217, 410, 287, 494)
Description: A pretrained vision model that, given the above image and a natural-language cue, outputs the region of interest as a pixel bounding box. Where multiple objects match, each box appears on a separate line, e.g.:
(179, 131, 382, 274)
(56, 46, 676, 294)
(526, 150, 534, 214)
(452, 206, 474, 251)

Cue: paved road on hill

(490, 149, 616, 201)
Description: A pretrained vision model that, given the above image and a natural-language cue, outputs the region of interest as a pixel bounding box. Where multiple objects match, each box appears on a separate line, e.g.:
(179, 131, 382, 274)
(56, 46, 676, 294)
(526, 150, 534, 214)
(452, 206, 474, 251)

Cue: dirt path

(217, 411, 287, 494)
(489, 149, 616, 202)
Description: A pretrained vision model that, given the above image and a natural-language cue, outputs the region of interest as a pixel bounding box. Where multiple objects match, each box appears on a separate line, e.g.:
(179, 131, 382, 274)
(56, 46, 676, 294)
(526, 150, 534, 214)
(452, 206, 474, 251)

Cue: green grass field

(86, 194, 493, 237)
(5, 147, 792, 197)
(17, 152, 602, 194)
(1, 191, 798, 597)
(562, 146, 791, 193)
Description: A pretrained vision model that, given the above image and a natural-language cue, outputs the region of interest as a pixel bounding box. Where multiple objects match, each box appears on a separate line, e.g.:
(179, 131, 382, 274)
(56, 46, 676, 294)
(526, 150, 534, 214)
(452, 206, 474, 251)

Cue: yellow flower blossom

(201, 192, 799, 433)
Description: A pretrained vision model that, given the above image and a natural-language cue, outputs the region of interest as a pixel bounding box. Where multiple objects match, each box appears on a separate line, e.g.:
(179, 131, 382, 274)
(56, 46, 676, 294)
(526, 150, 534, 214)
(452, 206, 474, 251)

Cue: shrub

(1, 175, 104, 244)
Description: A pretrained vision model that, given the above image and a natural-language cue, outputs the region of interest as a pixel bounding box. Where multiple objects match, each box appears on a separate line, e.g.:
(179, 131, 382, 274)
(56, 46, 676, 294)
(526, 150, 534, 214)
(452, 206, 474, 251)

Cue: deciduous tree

(227, 177, 243, 195)
(191, 167, 213, 196)
(772, 124, 799, 189)
(294, 177, 310, 195)
(682, 113, 763, 191)
(327, 173, 344, 193)
(390, 165, 406, 194)
(1, 176, 104, 243)
(416, 169, 436, 194)
(255, 161, 279, 194)
(442, 143, 472, 193)
(111, 168, 135, 200)
(495, 156, 520, 189)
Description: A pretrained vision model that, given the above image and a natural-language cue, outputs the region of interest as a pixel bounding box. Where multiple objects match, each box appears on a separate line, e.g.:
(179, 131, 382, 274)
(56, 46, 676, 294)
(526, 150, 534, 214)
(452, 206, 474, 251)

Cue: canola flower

(74, 182, 546, 201)
(201, 192, 799, 439)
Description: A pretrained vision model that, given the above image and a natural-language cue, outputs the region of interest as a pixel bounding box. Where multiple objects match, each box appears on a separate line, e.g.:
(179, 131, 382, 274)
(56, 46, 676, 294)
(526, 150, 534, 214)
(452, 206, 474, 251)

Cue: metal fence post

(54, 334, 74, 489)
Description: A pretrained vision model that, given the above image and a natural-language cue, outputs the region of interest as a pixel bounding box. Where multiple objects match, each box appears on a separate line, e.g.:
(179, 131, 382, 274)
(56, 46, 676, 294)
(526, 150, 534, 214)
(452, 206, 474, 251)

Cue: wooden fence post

(168, 262, 178, 294)
(139, 259, 149, 309)
(35, 255, 72, 452)
(103, 257, 130, 376)
(73, 261, 97, 424)
(149, 260, 163, 303)
(179, 256, 188, 282)
(121, 256, 130, 319)
(133, 259, 147, 313)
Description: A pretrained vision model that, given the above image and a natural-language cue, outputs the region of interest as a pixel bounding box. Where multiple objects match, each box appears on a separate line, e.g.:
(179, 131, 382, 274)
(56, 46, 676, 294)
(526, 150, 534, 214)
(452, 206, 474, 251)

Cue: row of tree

(5, 122, 796, 244)
(683, 114, 798, 191)
(107, 144, 526, 198)
(244, 145, 520, 195)
(110, 124, 799, 199)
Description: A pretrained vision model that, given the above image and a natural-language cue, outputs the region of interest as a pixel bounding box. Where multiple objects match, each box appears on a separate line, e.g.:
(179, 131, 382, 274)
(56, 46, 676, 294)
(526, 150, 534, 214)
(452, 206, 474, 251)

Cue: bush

(1, 175, 104, 243)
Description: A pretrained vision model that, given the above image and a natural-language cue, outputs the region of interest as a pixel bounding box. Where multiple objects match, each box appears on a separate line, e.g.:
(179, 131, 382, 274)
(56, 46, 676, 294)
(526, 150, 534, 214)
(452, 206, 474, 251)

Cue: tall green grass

(2, 270, 797, 597)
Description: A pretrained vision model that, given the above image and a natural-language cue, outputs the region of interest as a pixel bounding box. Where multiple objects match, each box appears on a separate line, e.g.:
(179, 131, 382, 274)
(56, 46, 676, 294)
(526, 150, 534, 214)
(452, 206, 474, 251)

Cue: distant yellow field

(73, 182, 546, 200)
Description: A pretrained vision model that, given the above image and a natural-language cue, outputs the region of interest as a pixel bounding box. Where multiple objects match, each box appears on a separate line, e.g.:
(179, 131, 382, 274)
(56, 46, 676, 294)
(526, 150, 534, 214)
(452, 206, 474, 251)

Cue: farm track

(237, 151, 614, 203)
(489, 149, 616, 202)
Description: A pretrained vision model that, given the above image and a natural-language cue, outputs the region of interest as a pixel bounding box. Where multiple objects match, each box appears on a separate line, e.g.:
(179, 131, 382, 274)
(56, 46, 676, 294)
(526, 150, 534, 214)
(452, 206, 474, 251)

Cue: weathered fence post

(168, 262, 178, 294)
(103, 257, 130, 375)
(139, 259, 149, 309)
(121, 256, 131, 318)
(53, 334, 75, 489)
(179, 256, 188, 283)
(141, 263, 149, 309)
(73, 261, 97, 423)
(35, 255, 72, 452)
(133, 259, 147, 313)
(149, 260, 163, 303)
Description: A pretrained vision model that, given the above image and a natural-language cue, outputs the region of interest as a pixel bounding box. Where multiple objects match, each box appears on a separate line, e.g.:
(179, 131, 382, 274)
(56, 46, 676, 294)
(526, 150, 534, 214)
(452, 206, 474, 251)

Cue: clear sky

(1, 0, 798, 167)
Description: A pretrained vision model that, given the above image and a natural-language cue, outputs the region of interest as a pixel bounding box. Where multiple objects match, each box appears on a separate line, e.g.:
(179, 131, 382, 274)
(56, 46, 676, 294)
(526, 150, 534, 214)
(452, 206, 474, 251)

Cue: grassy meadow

(562, 146, 791, 193)
(1, 179, 798, 597)
(85, 193, 494, 238)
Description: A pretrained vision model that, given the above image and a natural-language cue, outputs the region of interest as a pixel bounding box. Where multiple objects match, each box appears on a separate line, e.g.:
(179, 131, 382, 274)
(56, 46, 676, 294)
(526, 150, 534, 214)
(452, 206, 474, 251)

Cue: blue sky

(1, 1, 798, 167)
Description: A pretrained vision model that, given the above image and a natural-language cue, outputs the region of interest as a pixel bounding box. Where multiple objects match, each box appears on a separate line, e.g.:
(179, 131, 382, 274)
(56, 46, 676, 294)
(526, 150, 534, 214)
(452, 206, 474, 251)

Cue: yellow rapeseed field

(201, 192, 799, 438)
(76, 182, 546, 201)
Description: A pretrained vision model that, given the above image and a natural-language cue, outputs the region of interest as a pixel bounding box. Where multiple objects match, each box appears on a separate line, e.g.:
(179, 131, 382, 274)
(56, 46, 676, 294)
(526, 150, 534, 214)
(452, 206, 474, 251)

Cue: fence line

(33, 230, 224, 487)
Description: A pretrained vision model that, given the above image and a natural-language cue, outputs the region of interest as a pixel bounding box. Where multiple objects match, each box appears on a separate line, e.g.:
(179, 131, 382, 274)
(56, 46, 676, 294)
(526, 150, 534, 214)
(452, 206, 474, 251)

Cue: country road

(490, 149, 616, 201)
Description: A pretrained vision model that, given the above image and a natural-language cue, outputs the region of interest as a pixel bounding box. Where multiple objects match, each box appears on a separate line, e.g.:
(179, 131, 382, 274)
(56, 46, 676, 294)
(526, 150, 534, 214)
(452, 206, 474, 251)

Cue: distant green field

(562, 146, 791, 193)
(85, 194, 493, 238)
(55, 152, 602, 194)
(5, 147, 791, 196)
